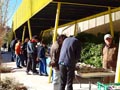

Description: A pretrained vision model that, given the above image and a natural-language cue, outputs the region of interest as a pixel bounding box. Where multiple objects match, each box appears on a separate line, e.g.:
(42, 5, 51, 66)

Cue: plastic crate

(97, 82, 120, 90)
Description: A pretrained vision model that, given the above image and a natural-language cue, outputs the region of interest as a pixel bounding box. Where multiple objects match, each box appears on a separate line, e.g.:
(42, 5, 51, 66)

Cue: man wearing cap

(102, 34, 118, 83)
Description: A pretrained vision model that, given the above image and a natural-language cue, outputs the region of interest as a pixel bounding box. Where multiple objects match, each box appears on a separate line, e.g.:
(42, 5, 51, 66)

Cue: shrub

(0, 66, 12, 73)
(0, 77, 27, 90)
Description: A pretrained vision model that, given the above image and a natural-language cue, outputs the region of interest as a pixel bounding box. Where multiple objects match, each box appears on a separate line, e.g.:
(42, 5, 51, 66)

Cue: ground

(1, 52, 98, 90)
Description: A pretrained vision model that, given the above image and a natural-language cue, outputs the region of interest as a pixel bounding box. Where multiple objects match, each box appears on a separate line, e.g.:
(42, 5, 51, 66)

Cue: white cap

(104, 34, 112, 40)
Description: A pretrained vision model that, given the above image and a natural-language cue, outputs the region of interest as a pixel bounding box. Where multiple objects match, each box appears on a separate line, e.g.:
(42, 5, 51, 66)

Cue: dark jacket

(22, 42, 28, 52)
(38, 46, 45, 59)
(59, 37, 81, 67)
(10, 39, 17, 51)
(27, 40, 37, 55)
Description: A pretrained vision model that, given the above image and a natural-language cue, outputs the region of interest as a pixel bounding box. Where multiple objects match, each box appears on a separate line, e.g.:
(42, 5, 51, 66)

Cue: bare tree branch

(0, 0, 17, 27)
(3, 0, 9, 26)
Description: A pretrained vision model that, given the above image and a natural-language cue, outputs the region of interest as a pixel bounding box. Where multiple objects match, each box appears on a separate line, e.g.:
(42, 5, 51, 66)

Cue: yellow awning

(13, 0, 52, 32)
(13, 0, 120, 38)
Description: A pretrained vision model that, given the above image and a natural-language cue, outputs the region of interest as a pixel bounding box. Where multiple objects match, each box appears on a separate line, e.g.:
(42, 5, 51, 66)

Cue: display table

(75, 71, 115, 90)
(76, 71, 115, 78)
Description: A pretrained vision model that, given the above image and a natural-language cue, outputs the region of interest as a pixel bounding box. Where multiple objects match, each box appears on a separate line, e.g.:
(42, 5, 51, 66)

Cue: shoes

(11, 59, 14, 62)
(39, 73, 43, 76)
(22, 65, 26, 67)
(32, 72, 38, 75)
(39, 73, 48, 76)
(17, 66, 22, 68)
(26, 71, 31, 75)
(32, 71, 39, 75)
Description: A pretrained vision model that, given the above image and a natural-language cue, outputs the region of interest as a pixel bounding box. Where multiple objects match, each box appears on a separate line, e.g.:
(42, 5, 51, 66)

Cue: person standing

(22, 38, 29, 66)
(15, 39, 22, 68)
(10, 38, 18, 62)
(102, 34, 118, 83)
(50, 35, 67, 90)
(26, 35, 38, 75)
(37, 40, 47, 76)
(58, 36, 81, 90)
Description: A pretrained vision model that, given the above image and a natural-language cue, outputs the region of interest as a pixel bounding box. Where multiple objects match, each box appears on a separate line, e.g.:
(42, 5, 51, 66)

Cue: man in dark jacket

(58, 36, 81, 90)
(37, 40, 47, 76)
(26, 35, 38, 75)
(10, 38, 18, 62)
(22, 38, 29, 66)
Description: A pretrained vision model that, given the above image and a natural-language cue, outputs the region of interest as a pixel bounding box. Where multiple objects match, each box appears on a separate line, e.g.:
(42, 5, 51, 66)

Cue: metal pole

(22, 26, 26, 43)
(115, 37, 120, 83)
(48, 2, 61, 83)
(27, 20, 32, 39)
(53, 2, 61, 43)
(14, 31, 16, 38)
(108, 7, 114, 37)
(74, 23, 77, 36)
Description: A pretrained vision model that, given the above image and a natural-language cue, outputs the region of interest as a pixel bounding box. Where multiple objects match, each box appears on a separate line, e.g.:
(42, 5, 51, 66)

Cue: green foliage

(3, 30, 13, 44)
(77, 31, 119, 68)
(81, 42, 103, 67)
(77, 32, 104, 67)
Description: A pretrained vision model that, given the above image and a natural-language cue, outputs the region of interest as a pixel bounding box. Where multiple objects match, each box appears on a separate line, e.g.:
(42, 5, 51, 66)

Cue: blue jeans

(16, 54, 21, 67)
(11, 49, 15, 61)
(39, 58, 47, 75)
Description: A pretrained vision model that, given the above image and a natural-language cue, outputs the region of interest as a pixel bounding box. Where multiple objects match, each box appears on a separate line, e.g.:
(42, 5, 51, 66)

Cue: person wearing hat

(102, 34, 118, 83)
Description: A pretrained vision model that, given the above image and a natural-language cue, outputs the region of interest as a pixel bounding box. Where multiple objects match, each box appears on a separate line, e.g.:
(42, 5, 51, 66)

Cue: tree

(0, 0, 17, 82)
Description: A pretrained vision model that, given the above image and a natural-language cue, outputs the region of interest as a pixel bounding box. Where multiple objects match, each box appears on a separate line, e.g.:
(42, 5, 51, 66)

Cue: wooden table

(75, 71, 115, 90)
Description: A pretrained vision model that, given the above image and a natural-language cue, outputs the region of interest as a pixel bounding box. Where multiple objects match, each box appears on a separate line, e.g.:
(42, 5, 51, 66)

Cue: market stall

(75, 63, 115, 90)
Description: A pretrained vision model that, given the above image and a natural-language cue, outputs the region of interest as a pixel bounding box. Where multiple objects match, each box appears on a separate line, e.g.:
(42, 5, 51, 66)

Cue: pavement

(1, 52, 98, 90)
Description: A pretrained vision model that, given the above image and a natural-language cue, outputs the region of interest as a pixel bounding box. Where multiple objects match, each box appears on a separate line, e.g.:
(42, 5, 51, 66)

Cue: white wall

(59, 11, 120, 36)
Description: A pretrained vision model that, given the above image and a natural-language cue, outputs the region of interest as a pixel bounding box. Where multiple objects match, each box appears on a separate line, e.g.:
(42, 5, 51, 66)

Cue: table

(75, 71, 115, 90)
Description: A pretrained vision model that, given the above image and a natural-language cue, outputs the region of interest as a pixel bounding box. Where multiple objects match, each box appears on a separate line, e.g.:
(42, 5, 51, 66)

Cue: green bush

(77, 32, 119, 68)
(81, 42, 103, 67)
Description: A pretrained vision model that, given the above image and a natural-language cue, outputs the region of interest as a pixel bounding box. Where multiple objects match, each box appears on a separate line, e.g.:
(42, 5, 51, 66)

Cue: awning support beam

(53, 2, 61, 43)
(43, 7, 120, 33)
(74, 22, 78, 36)
(22, 26, 26, 43)
(27, 20, 32, 39)
(53, 1, 116, 8)
(48, 2, 61, 83)
(108, 7, 114, 37)
(14, 32, 16, 39)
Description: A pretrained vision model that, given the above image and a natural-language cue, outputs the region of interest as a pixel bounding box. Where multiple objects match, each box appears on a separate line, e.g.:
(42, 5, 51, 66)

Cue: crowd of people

(9, 33, 118, 90)
(10, 35, 49, 75)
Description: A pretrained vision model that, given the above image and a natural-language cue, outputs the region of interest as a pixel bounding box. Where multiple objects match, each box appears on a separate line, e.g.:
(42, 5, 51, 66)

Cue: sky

(7, 0, 22, 27)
